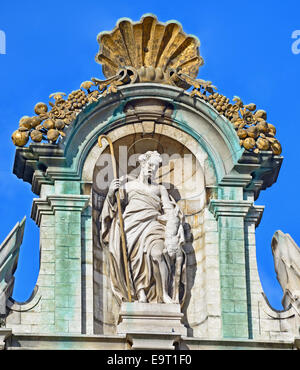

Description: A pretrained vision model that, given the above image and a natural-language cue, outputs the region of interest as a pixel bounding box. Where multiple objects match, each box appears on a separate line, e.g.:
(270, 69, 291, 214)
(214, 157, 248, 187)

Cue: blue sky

(0, 0, 299, 310)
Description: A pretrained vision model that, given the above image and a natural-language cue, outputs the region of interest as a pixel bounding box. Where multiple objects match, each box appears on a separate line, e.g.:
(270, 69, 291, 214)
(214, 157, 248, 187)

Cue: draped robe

(100, 182, 186, 304)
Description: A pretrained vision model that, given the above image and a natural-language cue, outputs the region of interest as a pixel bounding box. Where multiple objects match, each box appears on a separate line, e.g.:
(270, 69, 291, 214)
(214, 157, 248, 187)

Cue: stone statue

(0, 217, 25, 317)
(271, 230, 300, 311)
(100, 151, 186, 305)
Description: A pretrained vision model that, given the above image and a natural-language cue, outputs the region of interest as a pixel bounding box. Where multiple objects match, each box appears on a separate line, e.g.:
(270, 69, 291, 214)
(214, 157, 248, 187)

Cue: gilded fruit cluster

(11, 81, 100, 147)
(11, 74, 282, 157)
(187, 79, 282, 155)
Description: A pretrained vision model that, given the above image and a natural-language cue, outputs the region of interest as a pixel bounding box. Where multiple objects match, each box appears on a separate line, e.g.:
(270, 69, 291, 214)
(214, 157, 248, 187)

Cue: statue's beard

(141, 170, 156, 183)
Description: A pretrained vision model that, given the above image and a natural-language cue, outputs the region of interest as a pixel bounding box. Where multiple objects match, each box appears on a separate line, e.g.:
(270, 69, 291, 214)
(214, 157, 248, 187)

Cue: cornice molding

(209, 199, 253, 219)
(31, 195, 90, 226)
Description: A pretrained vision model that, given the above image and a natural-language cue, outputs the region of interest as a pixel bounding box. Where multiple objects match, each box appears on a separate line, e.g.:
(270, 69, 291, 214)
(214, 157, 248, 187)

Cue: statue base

(117, 302, 187, 350)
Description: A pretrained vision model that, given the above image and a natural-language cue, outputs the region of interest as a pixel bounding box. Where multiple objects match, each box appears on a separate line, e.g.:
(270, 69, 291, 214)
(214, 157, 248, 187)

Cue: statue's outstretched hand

(108, 178, 120, 200)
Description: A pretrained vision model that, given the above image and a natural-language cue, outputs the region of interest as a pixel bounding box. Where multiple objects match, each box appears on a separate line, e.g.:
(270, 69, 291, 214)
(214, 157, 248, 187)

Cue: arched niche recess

(82, 121, 219, 335)
(75, 85, 242, 336)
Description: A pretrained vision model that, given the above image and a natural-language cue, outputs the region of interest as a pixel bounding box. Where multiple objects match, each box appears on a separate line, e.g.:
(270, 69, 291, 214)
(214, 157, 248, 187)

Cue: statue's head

(138, 151, 162, 182)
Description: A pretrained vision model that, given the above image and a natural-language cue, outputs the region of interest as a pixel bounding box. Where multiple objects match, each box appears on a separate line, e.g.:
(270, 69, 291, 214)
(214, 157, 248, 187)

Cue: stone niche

(87, 119, 218, 336)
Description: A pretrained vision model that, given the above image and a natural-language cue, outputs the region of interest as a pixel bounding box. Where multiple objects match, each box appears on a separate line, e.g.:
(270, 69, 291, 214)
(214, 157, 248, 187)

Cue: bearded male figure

(100, 151, 186, 305)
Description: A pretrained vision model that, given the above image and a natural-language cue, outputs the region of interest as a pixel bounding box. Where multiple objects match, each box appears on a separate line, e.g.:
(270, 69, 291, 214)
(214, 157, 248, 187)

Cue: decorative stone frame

(7, 83, 285, 344)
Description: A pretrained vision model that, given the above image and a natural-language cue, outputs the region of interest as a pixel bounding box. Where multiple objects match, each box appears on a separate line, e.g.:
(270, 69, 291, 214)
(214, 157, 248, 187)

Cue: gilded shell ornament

(10, 14, 283, 157)
(95, 14, 204, 89)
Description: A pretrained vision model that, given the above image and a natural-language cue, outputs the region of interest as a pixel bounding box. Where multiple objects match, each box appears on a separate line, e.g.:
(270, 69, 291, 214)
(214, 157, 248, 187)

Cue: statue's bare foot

(138, 289, 147, 303)
(163, 294, 174, 304)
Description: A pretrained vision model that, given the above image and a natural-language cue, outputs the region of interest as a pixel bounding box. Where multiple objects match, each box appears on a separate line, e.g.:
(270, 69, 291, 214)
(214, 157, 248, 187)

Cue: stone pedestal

(117, 303, 187, 349)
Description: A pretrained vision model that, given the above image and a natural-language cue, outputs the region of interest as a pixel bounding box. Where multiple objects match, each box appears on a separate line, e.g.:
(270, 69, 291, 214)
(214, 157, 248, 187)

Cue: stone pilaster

(81, 206, 93, 334)
(30, 194, 89, 334)
(244, 204, 265, 339)
(209, 199, 252, 339)
(25, 198, 57, 334)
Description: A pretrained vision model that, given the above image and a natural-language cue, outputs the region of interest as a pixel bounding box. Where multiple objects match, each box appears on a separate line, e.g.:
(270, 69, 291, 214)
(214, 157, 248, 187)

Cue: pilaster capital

(47, 194, 90, 212)
(209, 199, 253, 220)
(245, 205, 265, 227)
(31, 194, 90, 226)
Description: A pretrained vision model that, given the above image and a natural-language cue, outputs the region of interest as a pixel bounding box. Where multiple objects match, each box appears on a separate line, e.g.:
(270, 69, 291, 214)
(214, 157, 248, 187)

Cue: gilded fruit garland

(11, 14, 282, 155)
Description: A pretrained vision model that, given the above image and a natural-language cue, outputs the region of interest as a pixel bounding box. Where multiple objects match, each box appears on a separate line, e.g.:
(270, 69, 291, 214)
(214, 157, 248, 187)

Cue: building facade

(1, 14, 300, 350)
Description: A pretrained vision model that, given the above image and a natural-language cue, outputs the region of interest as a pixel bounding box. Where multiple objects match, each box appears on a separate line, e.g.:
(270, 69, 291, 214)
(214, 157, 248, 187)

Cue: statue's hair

(138, 151, 162, 166)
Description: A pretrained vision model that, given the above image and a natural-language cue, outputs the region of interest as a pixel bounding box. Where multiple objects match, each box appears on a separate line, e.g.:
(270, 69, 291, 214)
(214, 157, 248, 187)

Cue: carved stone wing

(0, 217, 25, 315)
(271, 230, 300, 310)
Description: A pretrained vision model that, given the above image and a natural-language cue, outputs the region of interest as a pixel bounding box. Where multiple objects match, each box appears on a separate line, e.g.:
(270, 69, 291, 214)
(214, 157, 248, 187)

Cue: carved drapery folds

(91, 123, 210, 332)
(99, 151, 187, 305)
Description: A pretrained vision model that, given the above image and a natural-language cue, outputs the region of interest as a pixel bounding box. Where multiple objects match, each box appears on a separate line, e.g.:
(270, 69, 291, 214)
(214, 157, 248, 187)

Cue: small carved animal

(164, 207, 185, 303)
